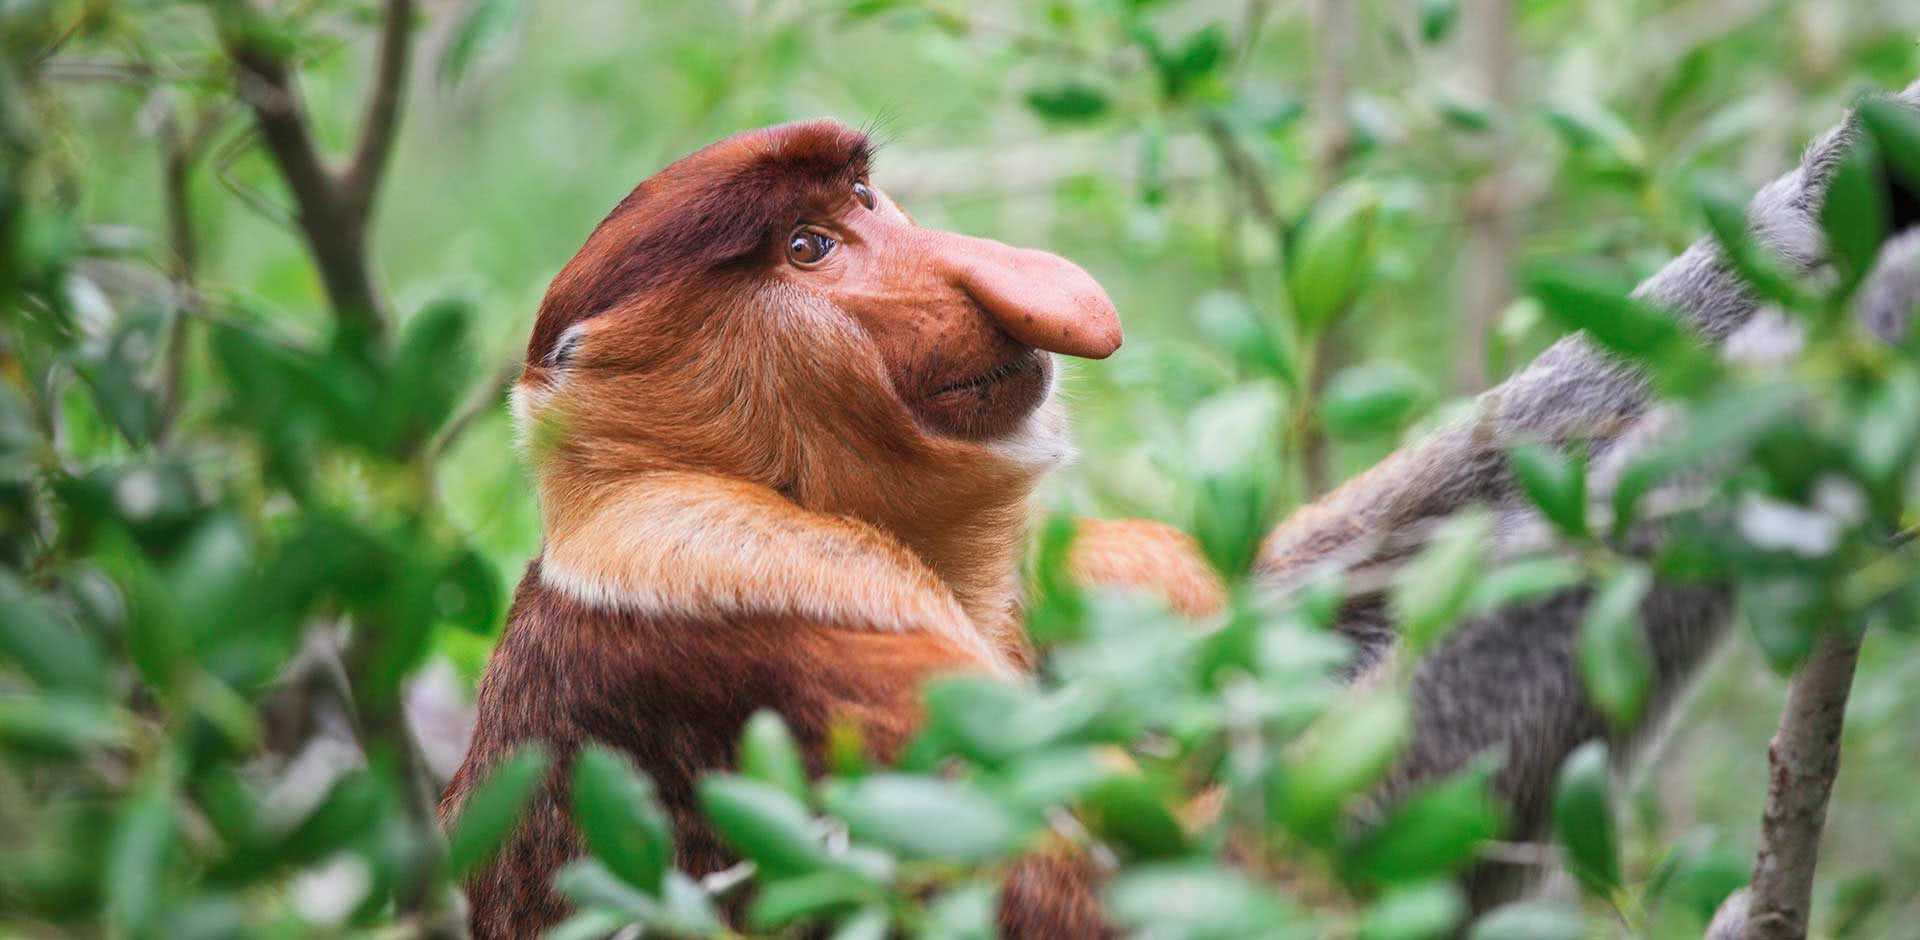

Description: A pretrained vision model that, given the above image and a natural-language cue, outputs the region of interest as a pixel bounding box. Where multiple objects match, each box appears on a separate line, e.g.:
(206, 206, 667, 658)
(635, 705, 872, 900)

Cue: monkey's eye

(853, 181, 876, 210)
(787, 228, 837, 267)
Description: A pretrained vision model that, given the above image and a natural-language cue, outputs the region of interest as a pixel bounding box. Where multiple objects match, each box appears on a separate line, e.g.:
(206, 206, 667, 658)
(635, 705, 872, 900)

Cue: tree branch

(342, 0, 414, 213)
(214, 4, 396, 344)
(1456, 0, 1517, 392)
(1742, 632, 1863, 940)
(425, 356, 519, 468)
(156, 103, 211, 440)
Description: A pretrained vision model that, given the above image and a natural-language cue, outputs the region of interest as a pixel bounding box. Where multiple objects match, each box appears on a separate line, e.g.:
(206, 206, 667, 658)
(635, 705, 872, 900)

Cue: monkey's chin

(912, 349, 1053, 441)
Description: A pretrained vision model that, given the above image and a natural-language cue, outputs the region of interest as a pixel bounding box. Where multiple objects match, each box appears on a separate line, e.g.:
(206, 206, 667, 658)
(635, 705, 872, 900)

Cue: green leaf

(1741, 575, 1823, 672)
(1529, 267, 1682, 361)
(1550, 741, 1621, 897)
(1507, 442, 1588, 539)
(1857, 98, 1920, 193)
(1437, 90, 1494, 133)
(1344, 762, 1504, 884)
(1466, 557, 1585, 617)
(437, 548, 502, 635)
(552, 862, 721, 936)
(1196, 291, 1298, 388)
(447, 746, 551, 878)
(1392, 511, 1492, 656)
(1288, 186, 1380, 334)
(698, 775, 832, 877)
(1696, 178, 1811, 310)
(1544, 104, 1647, 178)
(1275, 692, 1409, 840)
(748, 870, 877, 931)
(1150, 24, 1228, 99)
(106, 774, 175, 933)
(1417, 0, 1458, 42)
(571, 746, 672, 894)
(1106, 863, 1297, 936)
(1576, 565, 1654, 728)
(70, 307, 164, 447)
(0, 574, 108, 694)
(831, 906, 890, 940)
(740, 710, 811, 803)
(1320, 362, 1431, 439)
(822, 774, 1023, 862)
(1820, 141, 1890, 292)
(0, 694, 127, 758)
(1359, 881, 1467, 940)
(922, 881, 999, 940)
(544, 909, 636, 940)
(1024, 83, 1111, 123)
(995, 747, 1119, 813)
(1468, 900, 1585, 940)
(1528, 267, 1717, 396)
(553, 858, 659, 920)
(439, 0, 525, 85)
(1079, 773, 1188, 858)
(380, 299, 475, 456)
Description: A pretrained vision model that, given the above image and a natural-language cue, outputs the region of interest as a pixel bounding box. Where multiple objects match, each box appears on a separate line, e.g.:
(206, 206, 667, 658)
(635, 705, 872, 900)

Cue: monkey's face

(770, 176, 1121, 441)
(518, 120, 1120, 510)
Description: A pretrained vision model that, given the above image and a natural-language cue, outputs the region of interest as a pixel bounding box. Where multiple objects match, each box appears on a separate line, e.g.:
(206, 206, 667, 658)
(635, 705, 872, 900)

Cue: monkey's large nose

(940, 234, 1123, 360)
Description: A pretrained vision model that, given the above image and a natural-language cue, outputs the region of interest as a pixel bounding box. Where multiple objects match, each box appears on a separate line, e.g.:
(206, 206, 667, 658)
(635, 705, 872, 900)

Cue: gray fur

(1255, 79, 1920, 918)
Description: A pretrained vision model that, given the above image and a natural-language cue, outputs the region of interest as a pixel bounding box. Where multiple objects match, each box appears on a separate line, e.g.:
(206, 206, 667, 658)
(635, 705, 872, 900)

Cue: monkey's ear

(545, 322, 589, 370)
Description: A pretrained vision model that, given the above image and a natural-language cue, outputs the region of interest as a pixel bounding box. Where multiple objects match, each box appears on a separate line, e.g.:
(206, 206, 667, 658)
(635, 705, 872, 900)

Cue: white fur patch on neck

(539, 472, 1018, 677)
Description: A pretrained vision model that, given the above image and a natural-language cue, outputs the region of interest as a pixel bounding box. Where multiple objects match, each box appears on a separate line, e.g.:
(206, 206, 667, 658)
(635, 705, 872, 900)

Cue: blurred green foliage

(3, 0, 1919, 937)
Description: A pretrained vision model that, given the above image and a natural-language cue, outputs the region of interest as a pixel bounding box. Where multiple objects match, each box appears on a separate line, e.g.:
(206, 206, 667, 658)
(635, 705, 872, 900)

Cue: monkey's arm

(1068, 517, 1228, 619)
(1254, 82, 1920, 910)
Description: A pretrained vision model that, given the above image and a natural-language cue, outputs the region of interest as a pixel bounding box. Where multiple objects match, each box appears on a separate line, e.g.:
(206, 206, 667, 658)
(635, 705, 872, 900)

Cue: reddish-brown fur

(443, 119, 1217, 938)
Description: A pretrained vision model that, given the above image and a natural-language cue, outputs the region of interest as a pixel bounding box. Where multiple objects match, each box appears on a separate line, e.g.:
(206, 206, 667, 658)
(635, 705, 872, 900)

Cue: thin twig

(156, 104, 201, 440)
(342, 0, 415, 212)
(425, 356, 519, 467)
(1741, 631, 1864, 940)
(1198, 110, 1282, 229)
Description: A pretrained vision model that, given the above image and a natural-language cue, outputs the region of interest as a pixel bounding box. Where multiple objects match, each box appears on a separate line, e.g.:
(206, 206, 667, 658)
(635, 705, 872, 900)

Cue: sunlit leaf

(822, 774, 1023, 862)
(1468, 900, 1585, 940)
(748, 869, 877, 931)
(699, 775, 832, 877)
(740, 709, 811, 803)
(1359, 881, 1466, 940)
(1288, 186, 1381, 334)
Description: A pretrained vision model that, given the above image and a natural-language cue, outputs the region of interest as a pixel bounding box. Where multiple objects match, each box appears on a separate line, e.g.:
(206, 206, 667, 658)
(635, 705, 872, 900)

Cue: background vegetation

(4, 0, 1919, 937)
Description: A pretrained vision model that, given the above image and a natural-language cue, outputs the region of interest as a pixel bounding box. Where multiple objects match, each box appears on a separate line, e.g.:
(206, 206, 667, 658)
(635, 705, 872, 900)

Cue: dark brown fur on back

(440, 562, 963, 938)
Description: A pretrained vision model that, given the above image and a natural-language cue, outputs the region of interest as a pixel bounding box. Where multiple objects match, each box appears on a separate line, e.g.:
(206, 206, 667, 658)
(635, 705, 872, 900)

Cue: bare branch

(156, 104, 203, 439)
(1198, 110, 1282, 229)
(425, 355, 519, 467)
(1742, 632, 1864, 940)
(1456, 0, 1518, 392)
(342, 0, 415, 213)
(214, 4, 391, 343)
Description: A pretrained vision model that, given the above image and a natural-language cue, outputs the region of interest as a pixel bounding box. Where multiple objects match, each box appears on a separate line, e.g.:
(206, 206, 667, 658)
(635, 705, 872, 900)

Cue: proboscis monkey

(443, 82, 1920, 938)
(441, 120, 1216, 937)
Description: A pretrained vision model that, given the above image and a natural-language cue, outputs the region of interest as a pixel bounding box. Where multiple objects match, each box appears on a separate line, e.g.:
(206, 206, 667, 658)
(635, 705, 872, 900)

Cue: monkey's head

(516, 119, 1121, 529)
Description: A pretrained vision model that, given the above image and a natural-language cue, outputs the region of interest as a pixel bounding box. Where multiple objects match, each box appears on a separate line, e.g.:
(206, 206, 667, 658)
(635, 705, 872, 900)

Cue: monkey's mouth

(912, 348, 1051, 440)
